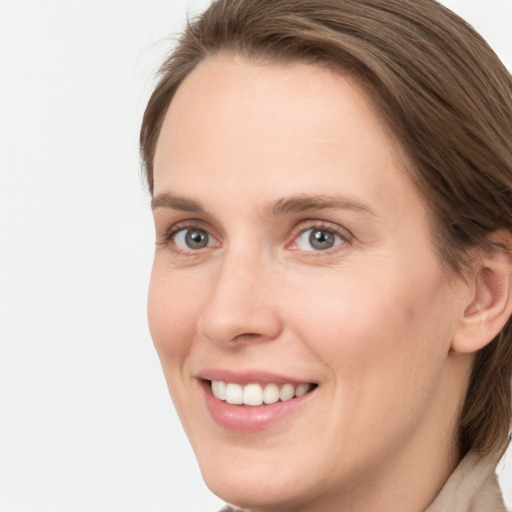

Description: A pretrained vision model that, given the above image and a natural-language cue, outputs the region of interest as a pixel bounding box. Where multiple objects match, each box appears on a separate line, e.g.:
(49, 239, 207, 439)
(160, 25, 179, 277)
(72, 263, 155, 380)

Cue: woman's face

(149, 57, 470, 511)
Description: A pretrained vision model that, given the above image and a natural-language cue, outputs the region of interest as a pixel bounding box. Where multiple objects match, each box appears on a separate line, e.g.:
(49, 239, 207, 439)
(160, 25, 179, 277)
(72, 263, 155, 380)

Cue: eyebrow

(151, 193, 206, 214)
(266, 194, 376, 217)
(151, 192, 375, 217)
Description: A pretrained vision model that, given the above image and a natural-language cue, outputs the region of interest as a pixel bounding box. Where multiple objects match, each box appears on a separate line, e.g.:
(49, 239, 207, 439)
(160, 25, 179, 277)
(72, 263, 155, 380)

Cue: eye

(294, 227, 345, 251)
(173, 228, 214, 250)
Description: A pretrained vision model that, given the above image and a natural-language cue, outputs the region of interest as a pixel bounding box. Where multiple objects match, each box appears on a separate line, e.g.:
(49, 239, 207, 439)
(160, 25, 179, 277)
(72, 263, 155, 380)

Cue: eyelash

(160, 220, 216, 252)
(288, 221, 351, 254)
(159, 220, 352, 256)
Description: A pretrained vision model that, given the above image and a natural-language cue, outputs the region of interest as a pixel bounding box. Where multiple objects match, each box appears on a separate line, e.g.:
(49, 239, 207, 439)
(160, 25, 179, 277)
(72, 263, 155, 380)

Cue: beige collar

(426, 451, 507, 512)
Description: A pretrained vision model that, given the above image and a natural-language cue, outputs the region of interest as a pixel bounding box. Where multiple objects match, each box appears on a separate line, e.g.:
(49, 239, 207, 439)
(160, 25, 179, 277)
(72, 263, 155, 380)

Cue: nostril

(233, 332, 262, 342)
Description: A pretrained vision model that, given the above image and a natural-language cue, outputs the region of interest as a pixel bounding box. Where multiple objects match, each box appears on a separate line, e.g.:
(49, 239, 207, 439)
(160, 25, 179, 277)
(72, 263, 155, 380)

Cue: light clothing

(219, 451, 509, 511)
(426, 451, 508, 512)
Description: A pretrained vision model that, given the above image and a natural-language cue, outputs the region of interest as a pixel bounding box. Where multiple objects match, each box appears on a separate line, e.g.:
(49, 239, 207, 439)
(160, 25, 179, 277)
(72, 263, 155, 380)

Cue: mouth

(197, 370, 318, 431)
(208, 380, 317, 407)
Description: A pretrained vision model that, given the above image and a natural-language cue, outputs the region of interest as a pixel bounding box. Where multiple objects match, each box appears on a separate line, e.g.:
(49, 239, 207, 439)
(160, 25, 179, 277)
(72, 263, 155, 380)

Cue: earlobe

(452, 236, 512, 354)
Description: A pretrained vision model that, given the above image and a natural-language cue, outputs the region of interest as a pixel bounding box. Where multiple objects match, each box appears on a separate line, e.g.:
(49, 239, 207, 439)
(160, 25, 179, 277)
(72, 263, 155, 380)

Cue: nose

(196, 251, 283, 347)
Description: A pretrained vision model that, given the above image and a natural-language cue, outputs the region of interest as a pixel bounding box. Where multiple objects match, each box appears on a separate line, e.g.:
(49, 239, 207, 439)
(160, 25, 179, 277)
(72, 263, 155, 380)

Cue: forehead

(153, 56, 417, 215)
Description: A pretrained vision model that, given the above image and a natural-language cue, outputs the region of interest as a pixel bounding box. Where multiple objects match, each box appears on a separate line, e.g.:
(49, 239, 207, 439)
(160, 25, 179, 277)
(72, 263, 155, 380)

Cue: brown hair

(140, 0, 512, 457)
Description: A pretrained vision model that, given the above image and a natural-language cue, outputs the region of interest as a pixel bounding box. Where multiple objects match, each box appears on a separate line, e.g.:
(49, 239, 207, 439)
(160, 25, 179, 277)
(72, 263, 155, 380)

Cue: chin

(192, 436, 342, 512)
(202, 468, 308, 511)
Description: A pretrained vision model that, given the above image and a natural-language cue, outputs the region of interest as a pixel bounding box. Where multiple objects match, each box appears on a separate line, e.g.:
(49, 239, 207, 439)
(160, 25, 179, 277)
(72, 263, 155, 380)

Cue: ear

(452, 232, 512, 354)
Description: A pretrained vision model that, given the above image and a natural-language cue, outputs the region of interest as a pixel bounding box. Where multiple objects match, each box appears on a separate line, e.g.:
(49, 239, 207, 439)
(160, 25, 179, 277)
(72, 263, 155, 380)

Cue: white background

(0, 1, 511, 511)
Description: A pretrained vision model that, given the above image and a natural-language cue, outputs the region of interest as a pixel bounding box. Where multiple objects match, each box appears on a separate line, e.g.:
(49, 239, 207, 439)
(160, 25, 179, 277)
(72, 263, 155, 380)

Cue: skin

(148, 56, 479, 512)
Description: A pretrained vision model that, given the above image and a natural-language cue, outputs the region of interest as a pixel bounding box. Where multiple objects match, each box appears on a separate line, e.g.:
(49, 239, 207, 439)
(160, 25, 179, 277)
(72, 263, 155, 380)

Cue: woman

(140, 0, 512, 510)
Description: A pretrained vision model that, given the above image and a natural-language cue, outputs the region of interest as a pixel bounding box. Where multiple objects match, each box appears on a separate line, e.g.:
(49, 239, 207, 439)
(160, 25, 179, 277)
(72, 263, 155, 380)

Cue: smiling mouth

(209, 380, 317, 407)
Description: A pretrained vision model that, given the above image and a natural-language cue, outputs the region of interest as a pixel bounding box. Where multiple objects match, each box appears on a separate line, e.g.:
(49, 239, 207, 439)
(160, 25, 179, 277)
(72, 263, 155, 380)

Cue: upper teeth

(211, 381, 312, 406)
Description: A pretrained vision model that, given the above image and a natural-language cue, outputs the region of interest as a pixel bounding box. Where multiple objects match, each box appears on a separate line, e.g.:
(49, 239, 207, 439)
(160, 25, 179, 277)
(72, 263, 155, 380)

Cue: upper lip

(196, 369, 317, 386)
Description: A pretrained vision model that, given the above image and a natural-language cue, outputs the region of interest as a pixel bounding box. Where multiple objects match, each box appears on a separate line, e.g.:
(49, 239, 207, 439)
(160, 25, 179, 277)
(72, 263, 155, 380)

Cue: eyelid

(286, 220, 353, 253)
(158, 219, 220, 253)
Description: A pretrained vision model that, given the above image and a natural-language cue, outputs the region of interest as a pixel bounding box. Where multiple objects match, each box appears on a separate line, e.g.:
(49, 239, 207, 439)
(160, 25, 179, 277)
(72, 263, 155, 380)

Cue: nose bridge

(197, 243, 281, 346)
(219, 245, 260, 294)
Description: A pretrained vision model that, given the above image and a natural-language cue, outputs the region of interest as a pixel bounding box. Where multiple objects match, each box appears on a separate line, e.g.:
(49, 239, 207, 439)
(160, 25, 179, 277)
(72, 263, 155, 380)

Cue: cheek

(147, 263, 202, 366)
(285, 263, 454, 387)
(281, 265, 458, 463)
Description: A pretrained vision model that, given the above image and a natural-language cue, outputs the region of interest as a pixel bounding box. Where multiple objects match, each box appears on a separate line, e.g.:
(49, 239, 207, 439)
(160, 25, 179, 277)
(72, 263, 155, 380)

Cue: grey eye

(310, 229, 336, 250)
(175, 228, 211, 250)
(296, 228, 343, 251)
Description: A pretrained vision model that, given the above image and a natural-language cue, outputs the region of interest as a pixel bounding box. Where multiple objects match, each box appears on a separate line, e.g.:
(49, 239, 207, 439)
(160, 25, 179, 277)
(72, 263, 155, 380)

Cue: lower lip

(201, 381, 315, 432)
